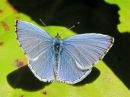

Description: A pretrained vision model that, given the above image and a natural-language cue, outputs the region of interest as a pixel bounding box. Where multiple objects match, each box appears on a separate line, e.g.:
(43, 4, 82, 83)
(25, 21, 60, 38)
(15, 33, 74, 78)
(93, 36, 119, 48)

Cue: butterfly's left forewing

(16, 20, 55, 82)
(16, 20, 52, 60)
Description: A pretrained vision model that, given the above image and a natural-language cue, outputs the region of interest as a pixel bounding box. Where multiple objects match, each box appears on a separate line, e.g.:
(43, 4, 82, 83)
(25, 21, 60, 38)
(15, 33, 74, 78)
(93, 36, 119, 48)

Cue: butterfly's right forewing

(63, 33, 114, 70)
(57, 33, 114, 84)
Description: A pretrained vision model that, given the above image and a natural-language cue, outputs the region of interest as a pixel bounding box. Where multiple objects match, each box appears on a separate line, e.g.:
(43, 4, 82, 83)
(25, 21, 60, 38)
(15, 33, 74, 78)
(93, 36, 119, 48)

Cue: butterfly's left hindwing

(28, 46, 55, 82)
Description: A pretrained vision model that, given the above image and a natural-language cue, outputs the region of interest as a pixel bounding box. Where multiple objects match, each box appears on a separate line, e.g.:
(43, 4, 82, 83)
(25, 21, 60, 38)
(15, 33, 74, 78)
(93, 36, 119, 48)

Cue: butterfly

(15, 20, 114, 84)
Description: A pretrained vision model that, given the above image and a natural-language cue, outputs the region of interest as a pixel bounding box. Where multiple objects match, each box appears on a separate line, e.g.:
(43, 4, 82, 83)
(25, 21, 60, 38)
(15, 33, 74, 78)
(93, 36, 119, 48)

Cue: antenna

(69, 21, 80, 30)
(39, 18, 46, 26)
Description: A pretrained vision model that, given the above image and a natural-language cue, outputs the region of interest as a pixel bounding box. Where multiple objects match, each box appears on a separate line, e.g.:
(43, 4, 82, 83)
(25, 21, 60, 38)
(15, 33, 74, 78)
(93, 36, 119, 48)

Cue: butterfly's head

(55, 33, 61, 39)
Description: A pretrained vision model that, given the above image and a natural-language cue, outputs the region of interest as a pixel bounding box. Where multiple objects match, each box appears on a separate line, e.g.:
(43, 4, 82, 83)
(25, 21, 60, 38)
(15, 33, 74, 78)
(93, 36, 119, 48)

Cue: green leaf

(0, 0, 130, 97)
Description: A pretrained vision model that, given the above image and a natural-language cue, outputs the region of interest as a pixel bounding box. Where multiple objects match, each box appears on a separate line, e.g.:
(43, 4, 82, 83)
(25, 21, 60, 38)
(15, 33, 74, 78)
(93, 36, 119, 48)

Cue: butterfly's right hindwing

(57, 47, 92, 84)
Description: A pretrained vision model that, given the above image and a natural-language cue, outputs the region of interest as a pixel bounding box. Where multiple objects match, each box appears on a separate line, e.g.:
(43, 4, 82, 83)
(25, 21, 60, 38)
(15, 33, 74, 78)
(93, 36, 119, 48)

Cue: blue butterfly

(15, 20, 114, 84)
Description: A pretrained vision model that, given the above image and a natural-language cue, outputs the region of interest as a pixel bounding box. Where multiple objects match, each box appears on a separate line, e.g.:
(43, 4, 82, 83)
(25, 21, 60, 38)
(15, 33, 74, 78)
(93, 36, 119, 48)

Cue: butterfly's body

(53, 34, 63, 78)
(15, 20, 114, 84)
(53, 34, 62, 55)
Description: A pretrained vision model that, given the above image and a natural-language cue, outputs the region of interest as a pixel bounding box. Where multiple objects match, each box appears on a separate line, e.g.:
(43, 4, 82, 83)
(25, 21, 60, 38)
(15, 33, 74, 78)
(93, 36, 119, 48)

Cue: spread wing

(63, 33, 114, 70)
(57, 48, 92, 84)
(16, 20, 55, 82)
(28, 47, 55, 82)
(57, 33, 114, 84)
(15, 20, 52, 60)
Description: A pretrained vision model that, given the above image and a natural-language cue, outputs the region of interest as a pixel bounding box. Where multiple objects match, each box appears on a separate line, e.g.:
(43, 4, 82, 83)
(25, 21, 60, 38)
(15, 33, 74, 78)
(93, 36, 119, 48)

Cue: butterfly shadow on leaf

(74, 67, 100, 86)
(7, 65, 50, 91)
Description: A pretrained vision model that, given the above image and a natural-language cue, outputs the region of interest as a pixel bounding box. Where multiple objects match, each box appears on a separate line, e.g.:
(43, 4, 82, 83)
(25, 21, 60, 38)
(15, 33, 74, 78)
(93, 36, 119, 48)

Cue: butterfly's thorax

(53, 34, 63, 77)
(53, 36, 63, 54)
(53, 40, 62, 54)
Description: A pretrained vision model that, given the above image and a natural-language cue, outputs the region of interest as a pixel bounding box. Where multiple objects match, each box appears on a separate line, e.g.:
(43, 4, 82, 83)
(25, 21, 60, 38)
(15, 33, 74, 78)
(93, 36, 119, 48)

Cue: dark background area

(8, 0, 130, 90)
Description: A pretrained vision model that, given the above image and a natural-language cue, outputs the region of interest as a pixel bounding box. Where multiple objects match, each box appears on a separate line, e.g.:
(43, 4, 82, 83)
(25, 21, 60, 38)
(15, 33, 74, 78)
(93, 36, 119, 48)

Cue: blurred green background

(0, 0, 130, 97)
